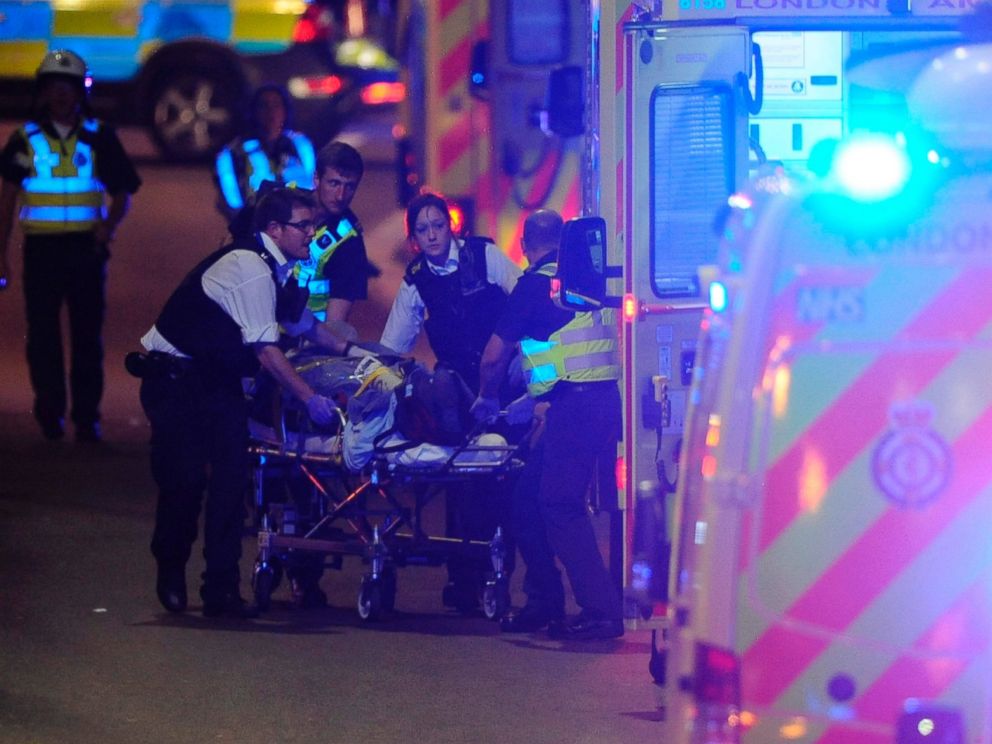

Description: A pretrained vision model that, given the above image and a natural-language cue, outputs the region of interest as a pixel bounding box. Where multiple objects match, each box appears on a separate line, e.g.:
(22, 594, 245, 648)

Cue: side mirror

(552, 216, 609, 311)
(546, 65, 584, 137)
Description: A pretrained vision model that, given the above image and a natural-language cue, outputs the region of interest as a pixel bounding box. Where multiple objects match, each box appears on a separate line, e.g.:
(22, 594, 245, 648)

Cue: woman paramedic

(380, 191, 521, 391)
(379, 191, 523, 610)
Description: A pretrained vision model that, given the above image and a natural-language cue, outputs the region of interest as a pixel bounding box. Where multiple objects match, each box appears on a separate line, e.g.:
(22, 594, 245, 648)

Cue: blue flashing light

(471, 72, 485, 85)
(709, 281, 728, 313)
(631, 560, 653, 592)
(832, 134, 911, 202)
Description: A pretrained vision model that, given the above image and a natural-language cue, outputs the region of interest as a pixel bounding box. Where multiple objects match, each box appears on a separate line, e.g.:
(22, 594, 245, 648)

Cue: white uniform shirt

(380, 238, 522, 354)
(142, 232, 314, 354)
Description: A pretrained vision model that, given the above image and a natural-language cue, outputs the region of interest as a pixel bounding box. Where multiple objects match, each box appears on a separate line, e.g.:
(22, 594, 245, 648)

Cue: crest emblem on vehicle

(871, 401, 952, 509)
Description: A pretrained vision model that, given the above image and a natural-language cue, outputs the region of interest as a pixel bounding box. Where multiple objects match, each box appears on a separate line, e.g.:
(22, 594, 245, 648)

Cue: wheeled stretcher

(246, 352, 521, 621)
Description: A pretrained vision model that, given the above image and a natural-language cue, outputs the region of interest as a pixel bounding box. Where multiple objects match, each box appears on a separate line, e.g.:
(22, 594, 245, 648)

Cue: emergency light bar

(831, 133, 911, 202)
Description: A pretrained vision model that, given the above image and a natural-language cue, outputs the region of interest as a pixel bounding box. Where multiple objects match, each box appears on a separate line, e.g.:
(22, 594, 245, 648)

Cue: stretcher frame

(248, 409, 520, 621)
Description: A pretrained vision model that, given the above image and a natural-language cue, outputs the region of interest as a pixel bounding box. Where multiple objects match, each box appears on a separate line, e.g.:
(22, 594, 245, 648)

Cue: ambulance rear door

(485, 0, 587, 253)
(624, 22, 751, 600)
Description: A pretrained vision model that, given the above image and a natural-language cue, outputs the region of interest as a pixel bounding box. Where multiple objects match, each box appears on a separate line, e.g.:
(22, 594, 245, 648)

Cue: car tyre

(149, 66, 242, 162)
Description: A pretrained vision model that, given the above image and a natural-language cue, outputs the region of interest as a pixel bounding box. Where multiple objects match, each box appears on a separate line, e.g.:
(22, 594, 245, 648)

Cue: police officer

(473, 209, 624, 640)
(381, 191, 522, 610)
(380, 191, 521, 391)
(252, 142, 376, 610)
(138, 187, 358, 619)
(293, 141, 376, 326)
(215, 84, 316, 220)
(0, 49, 141, 442)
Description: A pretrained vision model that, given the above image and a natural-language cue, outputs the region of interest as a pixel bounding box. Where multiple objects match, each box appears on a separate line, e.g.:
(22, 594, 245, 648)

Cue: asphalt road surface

(0, 115, 662, 744)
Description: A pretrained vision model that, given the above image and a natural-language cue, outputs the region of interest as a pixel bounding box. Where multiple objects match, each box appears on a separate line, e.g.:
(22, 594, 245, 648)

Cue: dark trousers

(445, 477, 514, 585)
(513, 382, 622, 621)
(23, 233, 107, 428)
(140, 371, 249, 596)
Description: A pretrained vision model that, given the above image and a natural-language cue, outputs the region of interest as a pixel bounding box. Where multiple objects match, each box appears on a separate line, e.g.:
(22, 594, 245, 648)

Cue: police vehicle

(0, 0, 400, 161)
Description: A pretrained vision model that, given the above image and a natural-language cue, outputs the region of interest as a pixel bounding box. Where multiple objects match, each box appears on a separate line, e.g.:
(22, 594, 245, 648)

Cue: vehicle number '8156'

(680, 0, 726, 8)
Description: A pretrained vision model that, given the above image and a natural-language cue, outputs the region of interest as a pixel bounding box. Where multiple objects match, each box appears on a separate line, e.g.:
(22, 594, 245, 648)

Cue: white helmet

(37, 49, 89, 81)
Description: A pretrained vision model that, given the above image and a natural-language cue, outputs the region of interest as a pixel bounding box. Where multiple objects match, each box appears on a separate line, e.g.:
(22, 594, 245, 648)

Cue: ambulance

(392, 0, 588, 261)
(0, 0, 399, 161)
(399, 3, 991, 737)
(606, 9, 992, 744)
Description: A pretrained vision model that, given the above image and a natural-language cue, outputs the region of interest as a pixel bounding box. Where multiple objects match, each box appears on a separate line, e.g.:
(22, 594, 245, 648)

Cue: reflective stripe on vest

(519, 263, 620, 397)
(215, 147, 245, 209)
(293, 216, 356, 321)
(19, 119, 106, 233)
(282, 131, 315, 188)
(215, 132, 316, 210)
(243, 139, 274, 193)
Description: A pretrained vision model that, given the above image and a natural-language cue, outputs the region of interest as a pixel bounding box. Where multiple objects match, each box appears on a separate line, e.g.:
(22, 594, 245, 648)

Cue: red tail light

(361, 81, 406, 105)
(691, 642, 742, 743)
(622, 293, 639, 322)
(695, 642, 740, 704)
(448, 202, 466, 235)
(293, 5, 336, 44)
(615, 456, 627, 491)
(289, 75, 344, 99)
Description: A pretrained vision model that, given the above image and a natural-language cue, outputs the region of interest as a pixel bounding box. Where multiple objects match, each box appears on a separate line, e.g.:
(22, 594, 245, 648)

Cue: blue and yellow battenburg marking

(0, 0, 305, 80)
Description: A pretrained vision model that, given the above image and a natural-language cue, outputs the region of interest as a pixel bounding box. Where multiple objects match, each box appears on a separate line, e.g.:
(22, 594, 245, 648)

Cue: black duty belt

(125, 351, 195, 380)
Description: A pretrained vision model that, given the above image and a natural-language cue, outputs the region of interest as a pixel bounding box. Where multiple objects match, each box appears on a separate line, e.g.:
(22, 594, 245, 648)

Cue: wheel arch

(136, 39, 249, 161)
(136, 39, 248, 122)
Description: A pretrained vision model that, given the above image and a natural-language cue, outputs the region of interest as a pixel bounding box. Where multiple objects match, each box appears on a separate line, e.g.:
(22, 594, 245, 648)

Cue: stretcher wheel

(253, 563, 277, 612)
(482, 579, 510, 621)
(357, 578, 383, 621)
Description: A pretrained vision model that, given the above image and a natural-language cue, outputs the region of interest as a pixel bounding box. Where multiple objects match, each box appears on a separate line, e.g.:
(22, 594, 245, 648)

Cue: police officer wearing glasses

(138, 186, 357, 619)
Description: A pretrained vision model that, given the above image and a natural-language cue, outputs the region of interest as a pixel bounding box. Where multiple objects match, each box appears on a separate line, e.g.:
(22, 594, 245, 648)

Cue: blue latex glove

(305, 394, 337, 426)
(505, 394, 536, 426)
(470, 395, 500, 423)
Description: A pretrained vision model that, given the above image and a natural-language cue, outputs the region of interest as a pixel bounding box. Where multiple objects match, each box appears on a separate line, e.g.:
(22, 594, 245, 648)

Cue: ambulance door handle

(736, 41, 763, 116)
(638, 302, 708, 315)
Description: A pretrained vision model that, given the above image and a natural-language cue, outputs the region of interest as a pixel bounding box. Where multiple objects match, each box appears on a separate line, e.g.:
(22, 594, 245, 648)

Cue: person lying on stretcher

(249, 345, 524, 476)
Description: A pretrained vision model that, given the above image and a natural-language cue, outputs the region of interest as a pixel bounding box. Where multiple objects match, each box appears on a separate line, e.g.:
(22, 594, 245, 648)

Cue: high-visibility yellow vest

(19, 118, 106, 234)
(519, 263, 620, 398)
(215, 130, 316, 210)
(292, 215, 358, 321)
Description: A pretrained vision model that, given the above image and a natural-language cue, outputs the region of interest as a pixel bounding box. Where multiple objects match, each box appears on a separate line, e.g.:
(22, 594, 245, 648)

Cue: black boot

(156, 563, 187, 614)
